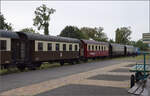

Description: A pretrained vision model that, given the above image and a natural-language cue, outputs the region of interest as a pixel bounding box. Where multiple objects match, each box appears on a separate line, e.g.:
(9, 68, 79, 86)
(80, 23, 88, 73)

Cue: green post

(143, 53, 146, 79)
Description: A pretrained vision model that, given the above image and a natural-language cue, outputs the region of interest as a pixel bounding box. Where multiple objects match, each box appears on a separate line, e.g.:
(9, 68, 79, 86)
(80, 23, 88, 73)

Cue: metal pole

(144, 53, 146, 79)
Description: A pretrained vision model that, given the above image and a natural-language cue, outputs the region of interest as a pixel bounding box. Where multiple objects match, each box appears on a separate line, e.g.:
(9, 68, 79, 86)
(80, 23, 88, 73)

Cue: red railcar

(80, 40, 109, 59)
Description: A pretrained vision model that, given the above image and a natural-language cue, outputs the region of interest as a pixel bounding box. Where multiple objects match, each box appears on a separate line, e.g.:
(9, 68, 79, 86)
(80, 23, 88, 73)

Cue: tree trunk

(44, 23, 49, 35)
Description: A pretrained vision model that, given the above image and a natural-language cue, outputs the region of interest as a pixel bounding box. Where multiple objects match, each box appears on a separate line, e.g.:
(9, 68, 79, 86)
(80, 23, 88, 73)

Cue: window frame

(88, 45, 91, 51)
(69, 44, 72, 51)
(92, 45, 94, 51)
(63, 44, 66, 51)
(47, 43, 52, 51)
(99, 46, 101, 51)
(75, 45, 78, 51)
(38, 42, 43, 51)
(0, 40, 7, 51)
(56, 43, 60, 51)
(95, 46, 97, 51)
(102, 46, 104, 51)
(104, 46, 105, 51)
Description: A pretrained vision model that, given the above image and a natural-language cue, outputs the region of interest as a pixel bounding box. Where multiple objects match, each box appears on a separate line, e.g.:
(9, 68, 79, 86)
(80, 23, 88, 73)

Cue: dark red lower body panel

(85, 51, 109, 58)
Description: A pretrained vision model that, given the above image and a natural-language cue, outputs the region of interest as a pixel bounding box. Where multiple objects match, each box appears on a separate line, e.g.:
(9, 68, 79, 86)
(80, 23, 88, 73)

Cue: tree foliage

(133, 40, 149, 51)
(80, 27, 108, 42)
(115, 27, 132, 44)
(94, 27, 108, 42)
(109, 39, 115, 43)
(60, 26, 86, 39)
(129, 40, 136, 46)
(20, 27, 36, 33)
(33, 4, 55, 35)
(80, 27, 97, 40)
(0, 14, 13, 31)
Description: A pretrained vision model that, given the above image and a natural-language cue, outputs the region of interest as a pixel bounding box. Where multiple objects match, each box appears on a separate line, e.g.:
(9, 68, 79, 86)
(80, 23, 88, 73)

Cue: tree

(0, 14, 13, 30)
(60, 26, 86, 39)
(129, 40, 136, 45)
(20, 27, 36, 33)
(80, 27, 108, 42)
(94, 27, 108, 42)
(134, 40, 149, 51)
(115, 27, 132, 44)
(80, 27, 97, 40)
(33, 4, 55, 35)
(109, 39, 115, 43)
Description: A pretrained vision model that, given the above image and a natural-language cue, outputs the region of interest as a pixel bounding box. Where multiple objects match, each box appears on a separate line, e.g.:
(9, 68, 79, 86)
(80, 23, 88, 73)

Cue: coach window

(99, 46, 101, 51)
(63, 44, 66, 51)
(102, 46, 103, 51)
(47, 43, 52, 51)
(88, 45, 91, 51)
(92, 45, 94, 51)
(56, 44, 60, 51)
(75, 45, 78, 51)
(69, 44, 72, 51)
(0, 40, 7, 51)
(104, 46, 105, 51)
(96, 46, 98, 50)
(38, 42, 43, 51)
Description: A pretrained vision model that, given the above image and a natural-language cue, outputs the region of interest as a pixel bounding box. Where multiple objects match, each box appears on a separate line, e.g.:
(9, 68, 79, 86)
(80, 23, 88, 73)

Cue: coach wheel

(83, 59, 88, 62)
(130, 74, 135, 88)
(76, 60, 80, 64)
(92, 58, 96, 60)
(36, 63, 42, 68)
(27, 66, 36, 70)
(60, 62, 64, 66)
(17, 65, 25, 71)
(70, 61, 74, 65)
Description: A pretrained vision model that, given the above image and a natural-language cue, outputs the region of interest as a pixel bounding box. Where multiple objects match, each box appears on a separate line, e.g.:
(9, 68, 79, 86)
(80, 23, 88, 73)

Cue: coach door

(80, 44, 84, 57)
(19, 39, 31, 63)
(20, 41, 26, 60)
(16, 32, 30, 62)
(11, 39, 20, 61)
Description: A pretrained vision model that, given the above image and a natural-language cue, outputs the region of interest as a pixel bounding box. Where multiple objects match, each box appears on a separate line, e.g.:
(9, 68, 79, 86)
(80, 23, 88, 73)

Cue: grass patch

(112, 55, 150, 61)
(0, 68, 20, 75)
(135, 54, 150, 60)
(1, 55, 148, 75)
(40, 62, 60, 69)
(0, 62, 73, 75)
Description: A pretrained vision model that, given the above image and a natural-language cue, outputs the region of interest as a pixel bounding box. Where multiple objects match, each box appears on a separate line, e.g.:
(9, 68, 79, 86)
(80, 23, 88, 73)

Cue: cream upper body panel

(35, 40, 79, 52)
(87, 44, 108, 51)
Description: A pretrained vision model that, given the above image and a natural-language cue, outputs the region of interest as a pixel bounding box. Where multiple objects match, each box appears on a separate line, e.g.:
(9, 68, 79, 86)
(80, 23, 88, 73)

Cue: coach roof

(126, 45, 134, 48)
(0, 30, 19, 39)
(110, 43, 125, 47)
(18, 32, 80, 43)
(81, 39, 109, 45)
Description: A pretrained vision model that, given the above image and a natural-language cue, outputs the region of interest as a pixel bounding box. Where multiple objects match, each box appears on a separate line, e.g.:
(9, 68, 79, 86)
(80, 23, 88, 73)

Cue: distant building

(143, 33, 150, 44)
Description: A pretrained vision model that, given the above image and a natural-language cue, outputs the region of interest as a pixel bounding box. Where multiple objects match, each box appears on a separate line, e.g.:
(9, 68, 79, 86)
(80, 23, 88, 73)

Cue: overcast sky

(1, 1, 149, 41)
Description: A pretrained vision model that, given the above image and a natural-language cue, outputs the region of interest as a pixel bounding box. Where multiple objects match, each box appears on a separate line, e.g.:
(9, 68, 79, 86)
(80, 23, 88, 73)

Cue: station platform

(0, 62, 135, 96)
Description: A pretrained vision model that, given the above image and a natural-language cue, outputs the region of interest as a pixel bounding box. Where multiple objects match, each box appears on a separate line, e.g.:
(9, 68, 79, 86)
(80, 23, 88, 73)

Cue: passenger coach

(0, 30, 20, 69)
(0, 30, 138, 71)
(16, 32, 80, 70)
(109, 43, 125, 56)
(80, 40, 109, 60)
(125, 45, 135, 56)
